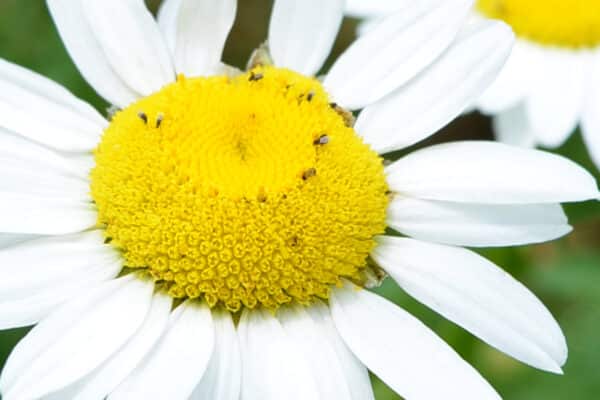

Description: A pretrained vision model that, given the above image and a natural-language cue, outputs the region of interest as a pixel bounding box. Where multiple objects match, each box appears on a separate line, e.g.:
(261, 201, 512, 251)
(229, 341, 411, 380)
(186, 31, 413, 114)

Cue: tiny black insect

(137, 111, 148, 124)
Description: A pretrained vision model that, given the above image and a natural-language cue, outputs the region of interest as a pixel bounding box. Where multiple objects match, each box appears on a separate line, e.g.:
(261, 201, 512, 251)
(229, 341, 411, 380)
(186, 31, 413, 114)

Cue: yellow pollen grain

(91, 67, 389, 312)
(477, 0, 600, 48)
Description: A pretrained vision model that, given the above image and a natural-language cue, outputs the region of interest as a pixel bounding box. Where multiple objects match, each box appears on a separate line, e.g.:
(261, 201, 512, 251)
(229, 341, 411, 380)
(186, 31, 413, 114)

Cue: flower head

(0, 0, 597, 399)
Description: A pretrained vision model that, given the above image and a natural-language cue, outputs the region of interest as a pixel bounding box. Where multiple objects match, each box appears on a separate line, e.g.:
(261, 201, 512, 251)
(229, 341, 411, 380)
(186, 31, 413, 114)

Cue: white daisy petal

(278, 304, 355, 400)
(306, 301, 375, 400)
(46, 0, 140, 107)
(0, 58, 105, 152)
(387, 197, 571, 247)
(386, 141, 600, 204)
(373, 236, 568, 373)
(324, 0, 473, 110)
(356, 19, 514, 153)
(0, 194, 97, 235)
(189, 310, 241, 400)
(0, 128, 93, 179)
(330, 285, 501, 399)
(0, 231, 121, 328)
(158, 0, 236, 77)
(82, 0, 175, 98)
(476, 39, 538, 113)
(269, 0, 344, 76)
(345, 0, 407, 18)
(238, 308, 320, 400)
(492, 103, 538, 147)
(581, 51, 600, 169)
(110, 301, 214, 400)
(70, 293, 172, 400)
(0, 275, 154, 400)
(0, 233, 38, 249)
(525, 50, 587, 148)
(1, 163, 90, 202)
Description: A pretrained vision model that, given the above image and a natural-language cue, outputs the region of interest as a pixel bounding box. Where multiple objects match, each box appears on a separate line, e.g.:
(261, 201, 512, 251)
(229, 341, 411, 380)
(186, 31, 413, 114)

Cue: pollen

(477, 0, 600, 48)
(90, 67, 388, 312)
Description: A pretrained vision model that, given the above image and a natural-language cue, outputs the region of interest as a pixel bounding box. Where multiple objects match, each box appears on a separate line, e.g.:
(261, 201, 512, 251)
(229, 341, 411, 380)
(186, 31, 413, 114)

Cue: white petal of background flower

(356, 19, 514, 153)
(269, 0, 344, 76)
(189, 310, 241, 400)
(492, 104, 538, 147)
(581, 50, 600, 169)
(0, 194, 97, 236)
(68, 293, 172, 400)
(324, 0, 473, 110)
(373, 236, 568, 373)
(0, 276, 154, 400)
(524, 50, 588, 148)
(82, 0, 175, 98)
(158, 0, 236, 77)
(0, 58, 105, 152)
(386, 141, 600, 204)
(46, 0, 140, 107)
(110, 301, 214, 400)
(387, 197, 571, 247)
(238, 308, 320, 400)
(330, 285, 501, 400)
(306, 302, 375, 400)
(476, 33, 539, 113)
(279, 304, 355, 400)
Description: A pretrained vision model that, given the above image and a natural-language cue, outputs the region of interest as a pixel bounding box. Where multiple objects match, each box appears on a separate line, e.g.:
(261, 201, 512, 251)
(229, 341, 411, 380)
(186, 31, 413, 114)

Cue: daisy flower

(347, 0, 600, 169)
(0, 0, 597, 399)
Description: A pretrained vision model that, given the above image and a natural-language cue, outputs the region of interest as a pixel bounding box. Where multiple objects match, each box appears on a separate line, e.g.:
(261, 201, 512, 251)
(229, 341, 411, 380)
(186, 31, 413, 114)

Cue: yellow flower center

(91, 67, 388, 312)
(477, 0, 600, 48)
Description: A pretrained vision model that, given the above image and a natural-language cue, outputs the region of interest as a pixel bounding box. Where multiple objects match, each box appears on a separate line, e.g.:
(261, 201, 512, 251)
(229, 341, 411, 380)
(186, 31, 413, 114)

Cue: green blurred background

(0, 1, 598, 399)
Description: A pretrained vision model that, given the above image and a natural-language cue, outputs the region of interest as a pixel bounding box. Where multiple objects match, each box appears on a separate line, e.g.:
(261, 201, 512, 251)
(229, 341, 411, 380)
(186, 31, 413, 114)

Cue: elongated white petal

(582, 52, 600, 169)
(525, 50, 587, 148)
(158, 0, 236, 77)
(70, 293, 172, 400)
(330, 285, 500, 399)
(110, 301, 214, 400)
(278, 305, 355, 400)
(0, 163, 90, 201)
(345, 0, 407, 18)
(189, 310, 240, 400)
(357, 20, 514, 153)
(0, 231, 121, 329)
(372, 236, 568, 373)
(46, 0, 140, 107)
(0, 58, 105, 152)
(0, 193, 97, 235)
(387, 197, 571, 247)
(492, 103, 538, 148)
(306, 302, 375, 400)
(238, 308, 319, 400)
(0, 128, 93, 179)
(82, 0, 174, 97)
(386, 141, 599, 204)
(269, 0, 343, 76)
(0, 233, 38, 249)
(1, 276, 154, 400)
(324, 0, 472, 110)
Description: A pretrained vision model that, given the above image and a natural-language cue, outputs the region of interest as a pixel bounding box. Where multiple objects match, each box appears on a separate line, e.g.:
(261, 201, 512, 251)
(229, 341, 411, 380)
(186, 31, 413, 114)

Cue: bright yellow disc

(477, 0, 600, 48)
(91, 67, 389, 312)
